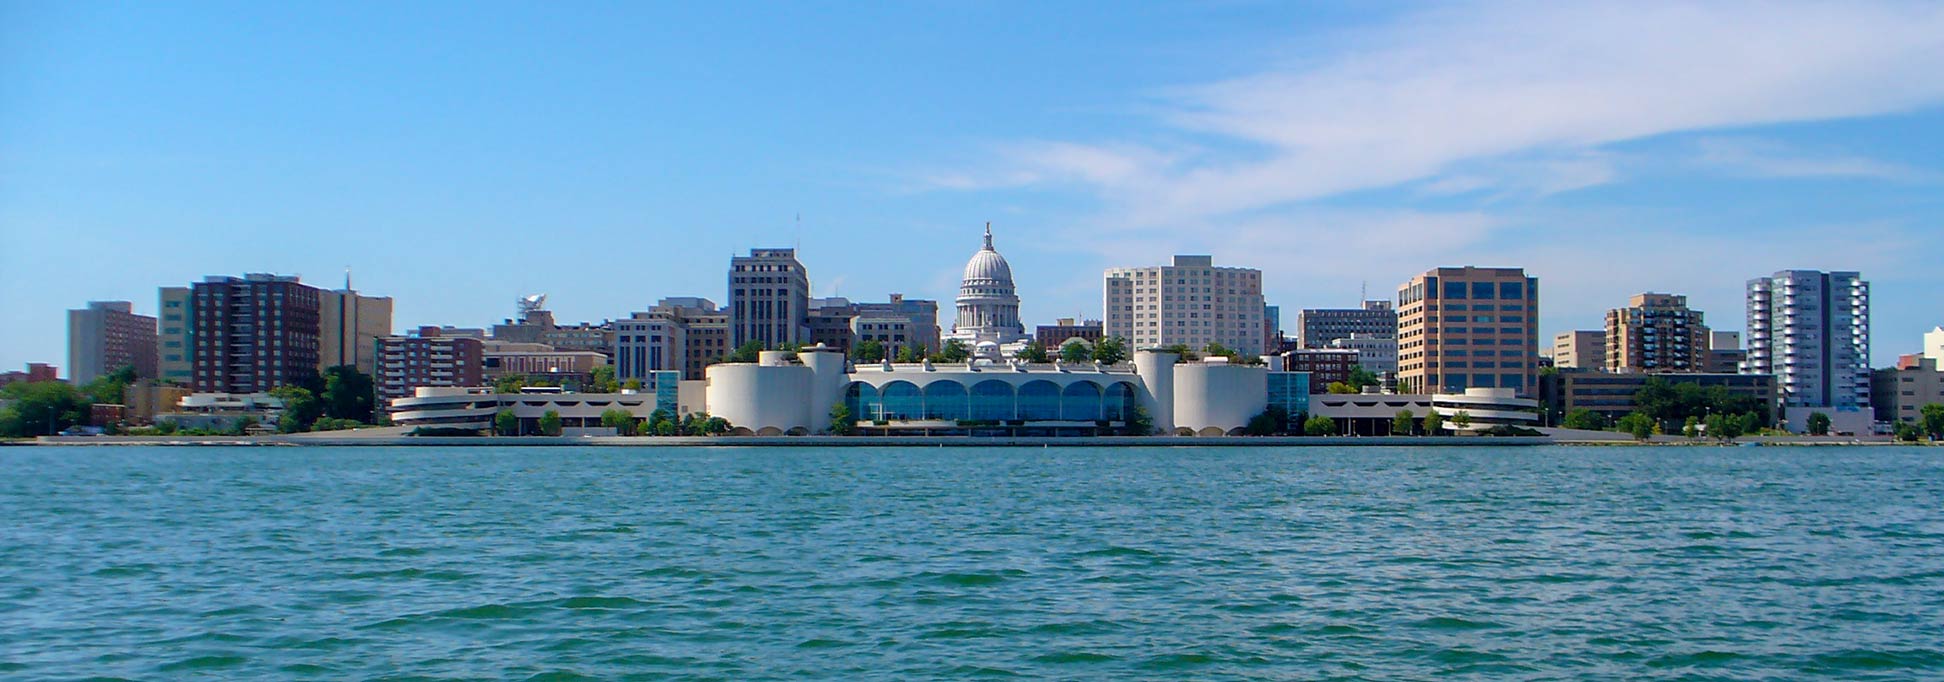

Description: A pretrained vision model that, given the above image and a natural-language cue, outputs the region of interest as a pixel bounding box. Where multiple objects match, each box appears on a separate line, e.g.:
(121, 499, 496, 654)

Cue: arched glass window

(1103, 382, 1138, 421)
(881, 381, 923, 420)
(1060, 381, 1103, 421)
(924, 381, 967, 420)
(845, 382, 879, 422)
(1018, 380, 1060, 421)
(970, 380, 1014, 421)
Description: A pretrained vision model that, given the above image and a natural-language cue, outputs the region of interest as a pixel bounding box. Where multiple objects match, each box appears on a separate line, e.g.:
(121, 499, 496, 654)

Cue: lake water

(2, 445, 1941, 680)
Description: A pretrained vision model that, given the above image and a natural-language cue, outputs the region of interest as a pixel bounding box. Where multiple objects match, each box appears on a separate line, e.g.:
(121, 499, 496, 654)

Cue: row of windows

(845, 380, 1139, 422)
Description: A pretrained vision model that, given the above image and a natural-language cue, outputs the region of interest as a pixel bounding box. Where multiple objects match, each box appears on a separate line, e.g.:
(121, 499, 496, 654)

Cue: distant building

(319, 283, 393, 376)
(1605, 292, 1708, 373)
(1705, 331, 1746, 374)
(856, 294, 940, 355)
(375, 327, 485, 403)
(67, 301, 157, 384)
(390, 385, 677, 435)
(491, 294, 613, 354)
(1327, 334, 1399, 374)
(1036, 318, 1103, 350)
(1104, 254, 1268, 354)
(1295, 301, 1396, 349)
(1926, 326, 1944, 363)
(0, 363, 58, 388)
(189, 274, 322, 393)
(1310, 388, 1540, 436)
(1872, 356, 1944, 428)
(1552, 331, 1604, 370)
(729, 248, 811, 349)
(157, 287, 192, 385)
(1396, 267, 1540, 396)
(1283, 348, 1360, 392)
(613, 314, 685, 382)
(481, 341, 608, 387)
(1746, 270, 1871, 424)
(647, 297, 728, 380)
(808, 298, 858, 354)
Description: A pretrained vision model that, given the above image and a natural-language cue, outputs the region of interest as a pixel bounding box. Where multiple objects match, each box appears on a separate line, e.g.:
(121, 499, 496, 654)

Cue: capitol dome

(962, 230, 1014, 284)
(949, 223, 1028, 349)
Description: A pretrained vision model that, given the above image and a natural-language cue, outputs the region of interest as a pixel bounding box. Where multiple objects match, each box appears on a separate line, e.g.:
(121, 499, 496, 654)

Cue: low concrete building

(389, 385, 673, 435)
(1309, 388, 1539, 435)
(1872, 356, 1944, 429)
(1555, 372, 1777, 424)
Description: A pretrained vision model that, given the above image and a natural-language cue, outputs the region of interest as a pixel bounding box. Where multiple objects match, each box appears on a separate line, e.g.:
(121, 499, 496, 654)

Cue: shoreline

(9, 434, 1914, 447)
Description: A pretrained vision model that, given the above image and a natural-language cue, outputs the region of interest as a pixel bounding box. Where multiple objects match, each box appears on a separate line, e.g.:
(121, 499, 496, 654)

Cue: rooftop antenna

(795, 212, 801, 252)
(345, 266, 353, 292)
(1360, 280, 1367, 305)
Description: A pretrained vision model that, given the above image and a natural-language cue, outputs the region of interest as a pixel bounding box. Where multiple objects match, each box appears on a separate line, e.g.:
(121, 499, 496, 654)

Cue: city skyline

(5, 2, 1944, 370)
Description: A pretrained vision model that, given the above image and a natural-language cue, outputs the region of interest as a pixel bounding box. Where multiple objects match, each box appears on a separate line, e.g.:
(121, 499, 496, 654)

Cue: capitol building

(945, 223, 1032, 357)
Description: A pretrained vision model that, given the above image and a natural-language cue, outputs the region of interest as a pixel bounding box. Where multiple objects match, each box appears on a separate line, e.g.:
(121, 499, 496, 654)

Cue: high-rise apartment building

(729, 248, 810, 349)
(1295, 301, 1397, 349)
(375, 327, 484, 403)
(189, 274, 323, 393)
(1605, 293, 1708, 373)
(1551, 331, 1604, 370)
(1746, 270, 1871, 411)
(1104, 255, 1268, 353)
(67, 301, 158, 384)
(319, 284, 393, 376)
(158, 287, 192, 385)
(1396, 267, 1540, 395)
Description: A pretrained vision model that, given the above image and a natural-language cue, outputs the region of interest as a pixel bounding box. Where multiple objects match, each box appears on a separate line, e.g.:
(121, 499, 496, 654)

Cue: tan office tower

(1605, 292, 1708, 373)
(1396, 267, 1539, 396)
(1551, 330, 1604, 369)
(319, 285, 394, 376)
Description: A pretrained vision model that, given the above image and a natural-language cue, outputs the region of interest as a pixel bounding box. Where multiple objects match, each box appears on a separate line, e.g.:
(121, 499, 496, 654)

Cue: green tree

(1347, 365, 1381, 391)
(0, 381, 91, 437)
(1303, 414, 1337, 436)
(1203, 342, 1238, 361)
(538, 410, 562, 436)
(1423, 410, 1445, 435)
(1893, 421, 1922, 443)
(600, 408, 637, 436)
(623, 377, 642, 390)
(1682, 416, 1701, 438)
(895, 344, 924, 363)
(1562, 408, 1608, 431)
(271, 386, 324, 434)
(852, 339, 886, 363)
(495, 409, 519, 436)
(829, 403, 855, 435)
(228, 415, 258, 436)
(934, 339, 970, 363)
(80, 365, 140, 405)
(494, 376, 526, 394)
(1091, 337, 1128, 365)
(1450, 410, 1473, 430)
(1806, 411, 1832, 436)
(724, 340, 766, 364)
(590, 365, 619, 393)
(1326, 381, 1358, 395)
(1016, 341, 1050, 363)
(1059, 341, 1092, 364)
(320, 366, 376, 423)
(1392, 409, 1416, 436)
(702, 415, 731, 436)
(1920, 403, 1944, 440)
(1616, 412, 1655, 441)
(1243, 408, 1281, 436)
(1124, 403, 1153, 436)
(1159, 343, 1197, 360)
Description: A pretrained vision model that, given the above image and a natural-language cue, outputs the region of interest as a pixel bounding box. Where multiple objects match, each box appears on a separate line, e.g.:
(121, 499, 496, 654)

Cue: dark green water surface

(3, 445, 1941, 680)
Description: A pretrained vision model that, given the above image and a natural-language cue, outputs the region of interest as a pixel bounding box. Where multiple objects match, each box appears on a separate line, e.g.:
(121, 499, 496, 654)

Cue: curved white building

(947, 224, 1030, 352)
(699, 347, 1270, 436)
(391, 386, 665, 435)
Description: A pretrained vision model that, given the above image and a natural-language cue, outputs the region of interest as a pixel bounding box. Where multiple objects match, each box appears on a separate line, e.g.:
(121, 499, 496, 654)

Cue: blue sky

(3, 1, 1941, 371)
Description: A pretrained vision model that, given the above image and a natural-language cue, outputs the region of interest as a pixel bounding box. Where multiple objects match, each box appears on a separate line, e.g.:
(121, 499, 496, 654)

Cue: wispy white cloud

(929, 1, 1944, 226)
(1691, 137, 1937, 182)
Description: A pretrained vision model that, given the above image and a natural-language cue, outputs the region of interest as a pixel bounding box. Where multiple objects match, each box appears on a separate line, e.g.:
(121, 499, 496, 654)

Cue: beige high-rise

(1396, 267, 1539, 396)
(1604, 293, 1708, 373)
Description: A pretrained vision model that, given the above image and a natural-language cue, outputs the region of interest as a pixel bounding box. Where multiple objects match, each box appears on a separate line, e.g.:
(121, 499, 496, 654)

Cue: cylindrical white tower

(1132, 350, 1178, 435)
